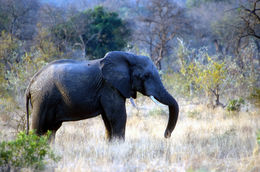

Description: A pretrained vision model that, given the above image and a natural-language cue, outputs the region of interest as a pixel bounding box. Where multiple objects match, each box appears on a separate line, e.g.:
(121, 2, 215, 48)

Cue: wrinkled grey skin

(26, 51, 179, 141)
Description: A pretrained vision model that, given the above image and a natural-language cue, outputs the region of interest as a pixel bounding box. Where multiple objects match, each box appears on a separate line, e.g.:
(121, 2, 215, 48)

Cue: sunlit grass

(47, 98, 260, 172)
(0, 97, 259, 171)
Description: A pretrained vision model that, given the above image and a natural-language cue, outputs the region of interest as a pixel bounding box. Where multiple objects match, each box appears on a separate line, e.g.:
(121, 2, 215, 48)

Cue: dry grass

(44, 98, 259, 172)
(1, 97, 259, 171)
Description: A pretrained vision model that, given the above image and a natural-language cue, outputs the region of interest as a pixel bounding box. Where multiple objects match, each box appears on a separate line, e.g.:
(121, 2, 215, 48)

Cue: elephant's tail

(25, 88, 31, 135)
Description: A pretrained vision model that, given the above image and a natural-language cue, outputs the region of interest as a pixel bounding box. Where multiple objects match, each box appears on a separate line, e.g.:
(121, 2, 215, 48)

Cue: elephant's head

(100, 51, 179, 138)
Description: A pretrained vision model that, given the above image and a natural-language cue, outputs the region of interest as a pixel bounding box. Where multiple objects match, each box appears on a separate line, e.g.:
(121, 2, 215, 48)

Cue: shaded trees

(186, 0, 231, 8)
(135, 0, 189, 70)
(0, 0, 39, 40)
(188, 0, 259, 76)
(212, 0, 260, 54)
(236, 0, 260, 40)
(212, 0, 260, 70)
(52, 6, 131, 59)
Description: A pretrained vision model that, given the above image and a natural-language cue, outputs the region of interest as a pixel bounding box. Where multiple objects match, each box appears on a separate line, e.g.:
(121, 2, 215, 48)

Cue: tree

(188, 0, 259, 71)
(186, 0, 231, 8)
(176, 40, 227, 107)
(33, 24, 64, 62)
(0, 0, 39, 40)
(135, 0, 189, 70)
(52, 6, 131, 59)
(213, 0, 260, 69)
(236, 0, 260, 73)
(235, 0, 260, 46)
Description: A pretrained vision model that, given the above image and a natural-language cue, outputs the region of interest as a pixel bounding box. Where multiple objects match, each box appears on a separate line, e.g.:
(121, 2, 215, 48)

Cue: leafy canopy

(53, 6, 131, 59)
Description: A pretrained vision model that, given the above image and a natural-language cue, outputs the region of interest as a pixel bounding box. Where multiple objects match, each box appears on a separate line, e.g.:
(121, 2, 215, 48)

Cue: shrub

(187, 110, 200, 119)
(163, 71, 192, 98)
(0, 31, 20, 97)
(249, 87, 260, 108)
(226, 98, 245, 112)
(257, 130, 260, 146)
(0, 131, 60, 170)
(0, 52, 47, 133)
(191, 55, 227, 107)
(148, 108, 167, 116)
(34, 24, 64, 62)
(175, 40, 228, 106)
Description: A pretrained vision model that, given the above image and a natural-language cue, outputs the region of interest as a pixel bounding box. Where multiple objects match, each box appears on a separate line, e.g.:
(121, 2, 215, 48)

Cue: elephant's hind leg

(101, 113, 112, 140)
(31, 103, 62, 140)
(31, 102, 48, 135)
(44, 106, 62, 144)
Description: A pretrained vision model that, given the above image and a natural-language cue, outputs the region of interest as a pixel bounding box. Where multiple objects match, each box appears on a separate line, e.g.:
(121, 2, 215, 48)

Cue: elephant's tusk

(150, 96, 165, 107)
(130, 97, 138, 109)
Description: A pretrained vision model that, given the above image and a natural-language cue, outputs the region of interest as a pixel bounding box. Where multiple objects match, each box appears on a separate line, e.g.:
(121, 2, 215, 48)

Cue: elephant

(25, 51, 179, 141)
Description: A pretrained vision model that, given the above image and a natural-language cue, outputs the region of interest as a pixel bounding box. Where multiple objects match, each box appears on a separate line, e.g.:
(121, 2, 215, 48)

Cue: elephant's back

(51, 62, 103, 112)
(29, 60, 102, 105)
(52, 61, 102, 88)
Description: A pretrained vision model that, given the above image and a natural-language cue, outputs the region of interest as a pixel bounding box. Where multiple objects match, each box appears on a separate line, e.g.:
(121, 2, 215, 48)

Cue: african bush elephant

(26, 51, 179, 140)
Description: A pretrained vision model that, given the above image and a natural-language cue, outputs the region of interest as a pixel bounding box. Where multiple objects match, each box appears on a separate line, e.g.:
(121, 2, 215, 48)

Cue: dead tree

(135, 0, 188, 70)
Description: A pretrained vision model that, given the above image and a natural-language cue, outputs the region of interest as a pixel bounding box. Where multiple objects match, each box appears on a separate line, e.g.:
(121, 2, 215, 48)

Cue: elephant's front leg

(100, 88, 127, 141)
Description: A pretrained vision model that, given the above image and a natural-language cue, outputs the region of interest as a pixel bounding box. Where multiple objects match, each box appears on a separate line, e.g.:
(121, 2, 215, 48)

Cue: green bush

(163, 71, 193, 98)
(148, 108, 167, 116)
(249, 87, 260, 107)
(0, 131, 60, 170)
(175, 40, 228, 106)
(226, 98, 245, 112)
(257, 130, 260, 146)
(187, 110, 200, 119)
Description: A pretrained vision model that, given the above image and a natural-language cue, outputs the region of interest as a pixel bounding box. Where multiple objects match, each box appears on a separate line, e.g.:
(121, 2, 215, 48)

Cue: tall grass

(47, 98, 260, 172)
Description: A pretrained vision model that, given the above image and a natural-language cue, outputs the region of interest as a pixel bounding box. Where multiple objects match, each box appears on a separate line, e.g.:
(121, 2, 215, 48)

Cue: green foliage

(176, 40, 227, 105)
(211, 12, 240, 49)
(0, 25, 62, 96)
(163, 71, 192, 97)
(0, 31, 19, 60)
(1, 25, 59, 98)
(249, 87, 260, 107)
(0, 131, 60, 170)
(52, 6, 131, 59)
(148, 108, 167, 116)
(0, 31, 20, 97)
(0, 10, 10, 32)
(257, 130, 260, 146)
(226, 98, 245, 112)
(0, 51, 48, 132)
(186, 0, 231, 7)
(174, 39, 260, 108)
(34, 24, 64, 62)
(193, 55, 227, 95)
(0, 28, 59, 131)
(170, 39, 199, 98)
(86, 6, 130, 59)
(187, 168, 209, 172)
(4, 53, 45, 95)
(187, 110, 200, 119)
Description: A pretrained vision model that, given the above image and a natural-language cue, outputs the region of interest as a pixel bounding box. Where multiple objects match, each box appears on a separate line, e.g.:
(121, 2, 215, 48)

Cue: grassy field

(31, 97, 260, 172)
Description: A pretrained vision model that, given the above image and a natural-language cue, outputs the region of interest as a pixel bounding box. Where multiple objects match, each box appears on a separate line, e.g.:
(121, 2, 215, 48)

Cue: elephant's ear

(100, 52, 131, 98)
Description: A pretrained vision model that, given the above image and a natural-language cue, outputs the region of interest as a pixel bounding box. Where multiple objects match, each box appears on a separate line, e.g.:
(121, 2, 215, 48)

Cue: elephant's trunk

(154, 88, 179, 138)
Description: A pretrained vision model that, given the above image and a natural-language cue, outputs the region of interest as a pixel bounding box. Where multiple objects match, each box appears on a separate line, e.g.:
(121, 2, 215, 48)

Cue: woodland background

(0, 0, 259, 171)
